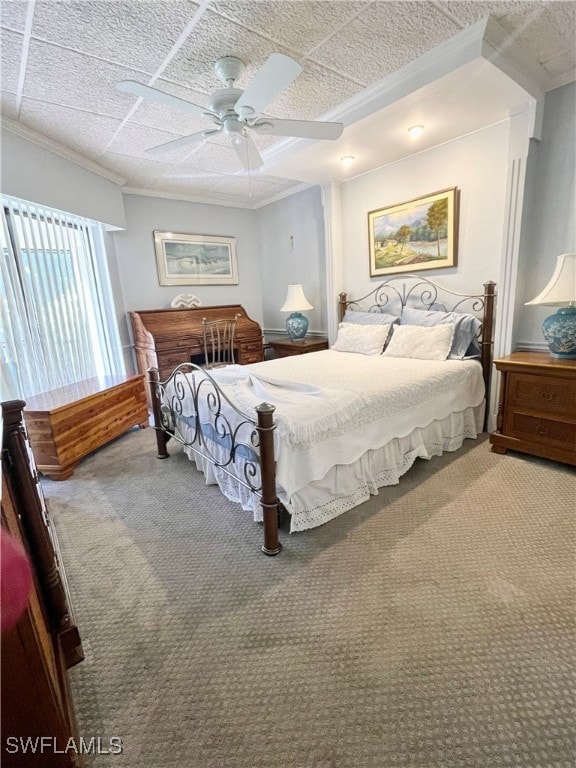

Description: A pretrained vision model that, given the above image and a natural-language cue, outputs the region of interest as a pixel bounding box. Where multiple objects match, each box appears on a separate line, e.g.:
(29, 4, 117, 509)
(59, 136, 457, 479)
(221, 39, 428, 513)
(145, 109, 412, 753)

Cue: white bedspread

(171, 351, 485, 532)
(210, 351, 484, 492)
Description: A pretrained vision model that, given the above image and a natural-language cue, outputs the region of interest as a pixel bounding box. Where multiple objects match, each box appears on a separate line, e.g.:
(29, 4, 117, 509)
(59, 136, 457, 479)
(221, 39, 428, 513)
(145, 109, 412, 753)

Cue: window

(1, 196, 125, 400)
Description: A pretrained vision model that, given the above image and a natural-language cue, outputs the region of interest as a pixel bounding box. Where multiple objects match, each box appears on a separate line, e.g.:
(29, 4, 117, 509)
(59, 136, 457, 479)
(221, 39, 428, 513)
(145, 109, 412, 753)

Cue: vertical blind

(1, 195, 125, 400)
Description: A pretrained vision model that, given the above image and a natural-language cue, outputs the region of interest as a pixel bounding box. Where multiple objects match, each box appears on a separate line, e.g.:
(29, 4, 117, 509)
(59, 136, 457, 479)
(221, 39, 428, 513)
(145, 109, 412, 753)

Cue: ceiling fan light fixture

(223, 117, 244, 136)
(408, 124, 425, 139)
(118, 53, 343, 171)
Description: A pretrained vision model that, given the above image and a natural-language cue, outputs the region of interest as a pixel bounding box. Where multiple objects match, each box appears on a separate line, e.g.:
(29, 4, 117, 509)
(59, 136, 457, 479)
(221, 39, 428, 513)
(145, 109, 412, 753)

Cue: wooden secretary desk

(130, 304, 264, 403)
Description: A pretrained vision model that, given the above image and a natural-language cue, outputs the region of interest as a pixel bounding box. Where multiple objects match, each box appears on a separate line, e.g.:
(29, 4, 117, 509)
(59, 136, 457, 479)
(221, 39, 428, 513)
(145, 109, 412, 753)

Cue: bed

(149, 276, 496, 555)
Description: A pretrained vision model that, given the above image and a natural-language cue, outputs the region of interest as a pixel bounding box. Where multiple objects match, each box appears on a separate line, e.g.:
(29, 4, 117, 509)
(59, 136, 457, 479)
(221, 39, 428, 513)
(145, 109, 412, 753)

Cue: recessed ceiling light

(340, 155, 355, 168)
(408, 125, 425, 139)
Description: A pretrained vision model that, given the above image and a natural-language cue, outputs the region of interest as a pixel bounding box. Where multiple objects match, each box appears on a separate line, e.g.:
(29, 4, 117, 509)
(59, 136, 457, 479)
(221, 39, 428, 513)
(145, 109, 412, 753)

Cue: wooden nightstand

(489, 351, 576, 466)
(268, 336, 329, 358)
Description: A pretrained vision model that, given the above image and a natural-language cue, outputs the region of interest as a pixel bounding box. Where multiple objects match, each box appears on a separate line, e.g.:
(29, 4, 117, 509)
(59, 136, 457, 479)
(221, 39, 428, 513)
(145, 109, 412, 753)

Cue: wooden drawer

(504, 409, 576, 450)
(490, 352, 576, 466)
(508, 372, 576, 416)
(156, 337, 202, 352)
(158, 350, 192, 374)
(275, 346, 301, 358)
(238, 340, 264, 364)
(242, 352, 263, 364)
(242, 341, 263, 353)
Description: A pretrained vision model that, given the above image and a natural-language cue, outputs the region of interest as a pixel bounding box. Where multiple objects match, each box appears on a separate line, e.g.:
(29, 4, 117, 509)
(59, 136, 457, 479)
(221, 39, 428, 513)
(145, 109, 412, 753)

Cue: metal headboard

(338, 276, 496, 425)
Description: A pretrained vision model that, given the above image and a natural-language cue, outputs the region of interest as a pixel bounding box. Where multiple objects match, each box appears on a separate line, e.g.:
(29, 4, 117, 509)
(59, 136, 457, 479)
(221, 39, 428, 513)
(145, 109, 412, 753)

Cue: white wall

(257, 186, 326, 333)
(110, 190, 326, 372)
(514, 82, 576, 349)
(114, 194, 260, 315)
(340, 121, 510, 305)
(0, 130, 126, 229)
(112, 195, 261, 369)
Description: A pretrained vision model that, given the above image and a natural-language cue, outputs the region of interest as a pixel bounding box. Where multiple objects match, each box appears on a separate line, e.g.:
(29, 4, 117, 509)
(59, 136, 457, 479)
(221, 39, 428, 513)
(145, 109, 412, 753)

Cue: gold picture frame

(368, 187, 459, 277)
(154, 231, 238, 286)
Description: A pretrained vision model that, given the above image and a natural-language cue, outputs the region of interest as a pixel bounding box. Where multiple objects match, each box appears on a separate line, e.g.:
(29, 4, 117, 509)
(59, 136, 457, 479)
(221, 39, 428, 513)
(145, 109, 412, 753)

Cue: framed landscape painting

(368, 188, 459, 277)
(154, 231, 238, 286)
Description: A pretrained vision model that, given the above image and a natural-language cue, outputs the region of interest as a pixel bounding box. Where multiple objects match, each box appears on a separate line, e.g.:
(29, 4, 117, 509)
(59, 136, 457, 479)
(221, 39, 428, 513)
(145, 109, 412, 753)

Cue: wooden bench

(23, 374, 149, 480)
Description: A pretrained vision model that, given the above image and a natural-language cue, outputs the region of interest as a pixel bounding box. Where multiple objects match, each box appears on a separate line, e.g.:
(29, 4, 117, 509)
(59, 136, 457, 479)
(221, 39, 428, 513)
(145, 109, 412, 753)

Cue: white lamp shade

(525, 253, 576, 307)
(280, 284, 313, 312)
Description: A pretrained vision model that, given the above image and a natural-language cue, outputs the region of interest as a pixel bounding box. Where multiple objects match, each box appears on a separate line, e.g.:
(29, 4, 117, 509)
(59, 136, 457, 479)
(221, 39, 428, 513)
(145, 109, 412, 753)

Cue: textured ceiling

(1, 0, 575, 208)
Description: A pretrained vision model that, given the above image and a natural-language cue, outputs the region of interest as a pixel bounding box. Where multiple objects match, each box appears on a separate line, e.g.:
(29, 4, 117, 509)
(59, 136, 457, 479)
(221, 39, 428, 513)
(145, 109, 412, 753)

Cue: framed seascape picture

(368, 187, 459, 277)
(154, 231, 238, 286)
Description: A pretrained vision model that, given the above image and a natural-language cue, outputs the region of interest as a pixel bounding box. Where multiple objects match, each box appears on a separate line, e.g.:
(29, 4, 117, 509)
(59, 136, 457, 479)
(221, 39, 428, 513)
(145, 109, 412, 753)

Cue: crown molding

(263, 16, 550, 174)
(121, 185, 259, 209)
(263, 18, 490, 170)
(1, 115, 306, 208)
(0, 117, 126, 185)
(328, 17, 489, 125)
(252, 181, 312, 209)
(122, 179, 312, 210)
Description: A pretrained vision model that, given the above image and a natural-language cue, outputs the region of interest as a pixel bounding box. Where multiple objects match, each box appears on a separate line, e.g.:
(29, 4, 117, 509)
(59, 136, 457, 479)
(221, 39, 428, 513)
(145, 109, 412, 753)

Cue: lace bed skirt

(183, 402, 484, 533)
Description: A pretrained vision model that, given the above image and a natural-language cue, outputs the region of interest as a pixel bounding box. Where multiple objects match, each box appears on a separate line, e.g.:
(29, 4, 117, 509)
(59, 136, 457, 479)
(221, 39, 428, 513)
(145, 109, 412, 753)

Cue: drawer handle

(539, 390, 556, 401)
(535, 423, 549, 435)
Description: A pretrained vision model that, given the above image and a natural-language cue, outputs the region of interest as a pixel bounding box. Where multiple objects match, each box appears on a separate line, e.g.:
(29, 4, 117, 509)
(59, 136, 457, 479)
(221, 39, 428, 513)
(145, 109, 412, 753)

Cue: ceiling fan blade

(146, 129, 220, 154)
(234, 54, 302, 119)
(232, 134, 264, 170)
(251, 118, 343, 140)
(117, 80, 215, 119)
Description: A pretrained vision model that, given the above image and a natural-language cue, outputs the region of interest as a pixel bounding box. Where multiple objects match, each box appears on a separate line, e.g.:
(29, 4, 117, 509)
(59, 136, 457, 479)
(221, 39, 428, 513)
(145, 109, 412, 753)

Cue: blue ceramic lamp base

(542, 306, 576, 359)
(285, 312, 309, 341)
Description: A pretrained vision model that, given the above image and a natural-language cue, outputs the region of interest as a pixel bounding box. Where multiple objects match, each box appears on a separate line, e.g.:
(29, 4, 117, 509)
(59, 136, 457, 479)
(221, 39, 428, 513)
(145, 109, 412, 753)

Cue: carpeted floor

(43, 427, 575, 768)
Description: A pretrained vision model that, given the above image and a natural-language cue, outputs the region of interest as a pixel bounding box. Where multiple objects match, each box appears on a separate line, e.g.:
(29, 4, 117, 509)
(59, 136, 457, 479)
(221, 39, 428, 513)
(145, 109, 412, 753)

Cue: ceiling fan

(117, 53, 344, 171)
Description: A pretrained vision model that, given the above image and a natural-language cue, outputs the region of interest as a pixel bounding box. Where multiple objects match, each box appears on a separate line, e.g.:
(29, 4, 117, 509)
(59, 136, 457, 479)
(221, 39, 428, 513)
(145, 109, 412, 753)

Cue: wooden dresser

(1, 400, 84, 767)
(130, 305, 263, 401)
(489, 351, 576, 466)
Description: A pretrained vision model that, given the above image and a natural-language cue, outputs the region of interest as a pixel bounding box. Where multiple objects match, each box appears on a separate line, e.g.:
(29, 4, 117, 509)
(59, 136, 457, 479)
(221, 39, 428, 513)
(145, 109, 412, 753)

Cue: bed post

(148, 367, 169, 459)
(481, 281, 496, 431)
(338, 292, 348, 322)
(256, 402, 281, 556)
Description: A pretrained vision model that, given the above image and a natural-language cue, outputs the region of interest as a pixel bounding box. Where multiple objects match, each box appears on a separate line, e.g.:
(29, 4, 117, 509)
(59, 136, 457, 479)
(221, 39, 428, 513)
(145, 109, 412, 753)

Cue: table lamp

(280, 284, 313, 340)
(525, 252, 576, 359)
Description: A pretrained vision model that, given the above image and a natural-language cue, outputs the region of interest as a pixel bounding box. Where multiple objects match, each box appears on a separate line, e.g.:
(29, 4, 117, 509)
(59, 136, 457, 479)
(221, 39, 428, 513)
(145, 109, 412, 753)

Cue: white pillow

(343, 309, 400, 326)
(331, 322, 391, 355)
(400, 306, 481, 359)
(383, 324, 455, 360)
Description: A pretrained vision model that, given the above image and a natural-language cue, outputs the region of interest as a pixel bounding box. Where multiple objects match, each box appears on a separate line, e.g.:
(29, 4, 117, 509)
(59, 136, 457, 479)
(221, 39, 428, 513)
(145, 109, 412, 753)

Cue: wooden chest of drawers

(489, 351, 576, 466)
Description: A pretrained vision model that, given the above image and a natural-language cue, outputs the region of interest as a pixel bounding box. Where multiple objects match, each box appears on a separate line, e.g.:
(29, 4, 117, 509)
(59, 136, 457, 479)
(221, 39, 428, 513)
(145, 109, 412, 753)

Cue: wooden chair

(201, 314, 241, 369)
